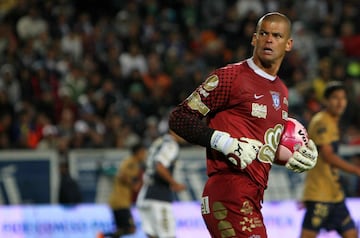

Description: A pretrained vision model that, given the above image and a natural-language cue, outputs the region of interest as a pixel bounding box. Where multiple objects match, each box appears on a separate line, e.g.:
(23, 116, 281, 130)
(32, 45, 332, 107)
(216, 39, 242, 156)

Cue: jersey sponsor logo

(251, 103, 267, 119)
(282, 110, 288, 120)
(212, 201, 236, 237)
(258, 124, 283, 163)
(186, 74, 218, 116)
(254, 94, 264, 99)
(270, 91, 281, 110)
(186, 91, 210, 116)
(203, 75, 219, 91)
(201, 196, 210, 214)
(239, 216, 263, 232)
(240, 200, 253, 215)
(283, 97, 288, 106)
(199, 87, 210, 97)
(311, 203, 329, 227)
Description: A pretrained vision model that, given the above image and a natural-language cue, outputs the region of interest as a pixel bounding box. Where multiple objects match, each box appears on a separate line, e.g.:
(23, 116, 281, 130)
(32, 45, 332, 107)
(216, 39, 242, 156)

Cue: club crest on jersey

(270, 91, 281, 110)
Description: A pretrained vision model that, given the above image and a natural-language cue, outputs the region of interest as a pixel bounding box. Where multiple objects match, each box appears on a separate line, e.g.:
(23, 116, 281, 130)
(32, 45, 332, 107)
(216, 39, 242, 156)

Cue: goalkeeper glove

(285, 139, 318, 173)
(210, 130, 263, 169)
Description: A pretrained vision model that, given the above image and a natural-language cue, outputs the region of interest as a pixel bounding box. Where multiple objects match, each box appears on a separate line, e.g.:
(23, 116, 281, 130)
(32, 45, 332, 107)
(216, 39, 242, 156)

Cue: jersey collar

(246, 57, 277, 81)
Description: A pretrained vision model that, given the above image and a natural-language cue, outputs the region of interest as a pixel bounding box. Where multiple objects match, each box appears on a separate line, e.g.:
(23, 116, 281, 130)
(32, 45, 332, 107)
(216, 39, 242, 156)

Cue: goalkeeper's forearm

(169, 106, 215, 147)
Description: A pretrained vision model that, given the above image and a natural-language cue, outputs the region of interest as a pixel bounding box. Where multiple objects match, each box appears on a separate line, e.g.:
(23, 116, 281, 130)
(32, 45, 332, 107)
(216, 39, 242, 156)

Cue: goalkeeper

(169, 12, 318, 238)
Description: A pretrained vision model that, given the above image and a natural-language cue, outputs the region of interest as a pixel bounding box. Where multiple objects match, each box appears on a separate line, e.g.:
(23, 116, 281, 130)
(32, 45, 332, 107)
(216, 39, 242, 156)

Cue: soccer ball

(274, 118, 309, 165)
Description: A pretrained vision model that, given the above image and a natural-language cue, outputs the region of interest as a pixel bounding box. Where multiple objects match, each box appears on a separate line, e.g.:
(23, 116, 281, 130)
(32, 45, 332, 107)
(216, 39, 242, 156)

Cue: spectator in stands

(0, 112, 12, 149)
(0, 64, 21, 108)
(315, 22, 338, 58)
(200, 0, 227, 29)
(142, 52, 172, 108)
(291, 21, 318, 78)
(59, 63, 86, 103)
(16, 6, 47, 41)
(235, 0, 265, 20)
(119, 43, 147, 78)
(339, 21, 360, 58)
(312, 57, 334, 103)
(37, 124, 58, 150)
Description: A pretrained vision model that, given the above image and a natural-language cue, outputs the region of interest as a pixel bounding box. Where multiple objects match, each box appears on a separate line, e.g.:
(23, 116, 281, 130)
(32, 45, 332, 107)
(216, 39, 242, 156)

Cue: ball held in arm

(275, 117, 309, 165)
(285, 139, 318, 173)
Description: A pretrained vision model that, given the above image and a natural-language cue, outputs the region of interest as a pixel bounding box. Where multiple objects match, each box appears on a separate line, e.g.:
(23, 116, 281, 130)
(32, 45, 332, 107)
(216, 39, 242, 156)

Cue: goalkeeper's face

(251, 19, 293, 65)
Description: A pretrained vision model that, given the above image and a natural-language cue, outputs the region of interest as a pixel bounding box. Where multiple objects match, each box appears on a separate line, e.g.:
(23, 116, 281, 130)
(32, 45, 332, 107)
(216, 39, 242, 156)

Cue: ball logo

(297, 128, 308, 145)
(275, 118, 309, 165)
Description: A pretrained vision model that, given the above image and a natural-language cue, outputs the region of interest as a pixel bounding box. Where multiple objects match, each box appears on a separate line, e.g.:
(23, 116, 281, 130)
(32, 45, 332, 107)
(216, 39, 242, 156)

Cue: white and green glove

(210, 130, 263, 169)
(285, 139, 318, 173)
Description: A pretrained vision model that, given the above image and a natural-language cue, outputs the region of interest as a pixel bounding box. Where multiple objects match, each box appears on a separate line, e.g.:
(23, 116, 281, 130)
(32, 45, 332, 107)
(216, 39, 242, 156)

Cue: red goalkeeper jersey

(171, 58, 289, 188)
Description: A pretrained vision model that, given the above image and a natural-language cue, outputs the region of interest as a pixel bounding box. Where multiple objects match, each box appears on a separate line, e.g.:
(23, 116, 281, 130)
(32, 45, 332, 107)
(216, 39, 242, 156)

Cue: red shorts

(201, 172, 267, 238)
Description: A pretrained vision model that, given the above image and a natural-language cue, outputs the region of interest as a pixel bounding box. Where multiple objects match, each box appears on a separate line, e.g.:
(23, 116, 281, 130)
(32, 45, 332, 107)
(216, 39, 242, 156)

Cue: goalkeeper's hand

(285, 139, 318, 173)
(210, 130, 263, 169)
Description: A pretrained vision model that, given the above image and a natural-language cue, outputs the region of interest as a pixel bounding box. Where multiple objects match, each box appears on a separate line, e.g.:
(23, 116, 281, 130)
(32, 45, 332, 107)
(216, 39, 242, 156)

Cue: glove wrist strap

(210, 130, 233, 153)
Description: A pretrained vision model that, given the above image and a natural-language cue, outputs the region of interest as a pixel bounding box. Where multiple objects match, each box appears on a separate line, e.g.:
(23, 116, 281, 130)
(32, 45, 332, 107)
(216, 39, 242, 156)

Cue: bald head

(251, 12, 293, 75)
(256, 12, 292, 38)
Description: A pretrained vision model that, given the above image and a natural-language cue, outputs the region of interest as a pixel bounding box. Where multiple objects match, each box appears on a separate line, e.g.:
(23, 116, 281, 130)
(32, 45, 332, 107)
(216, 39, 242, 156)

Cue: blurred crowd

(0, 0, 359, 159)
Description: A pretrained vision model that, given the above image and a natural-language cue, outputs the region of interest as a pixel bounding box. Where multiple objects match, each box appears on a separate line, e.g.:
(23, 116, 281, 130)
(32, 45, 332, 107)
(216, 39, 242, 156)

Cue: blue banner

(0, 151, 58, 204)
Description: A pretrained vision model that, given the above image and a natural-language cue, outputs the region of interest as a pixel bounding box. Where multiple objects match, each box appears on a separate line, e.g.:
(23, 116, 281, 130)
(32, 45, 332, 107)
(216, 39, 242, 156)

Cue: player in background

(300, 81, 360, 238)
(136, 129, 186, 238)
(102, 142, 147, 238)
(168, 12, 318, 237)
